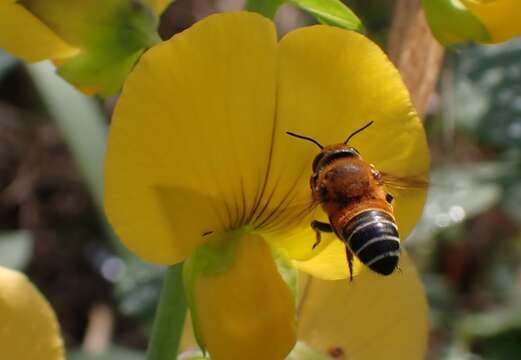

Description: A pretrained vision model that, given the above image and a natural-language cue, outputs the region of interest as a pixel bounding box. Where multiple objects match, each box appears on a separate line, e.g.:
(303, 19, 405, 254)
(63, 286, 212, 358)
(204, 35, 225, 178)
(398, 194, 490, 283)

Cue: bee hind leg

(345, 246, 354, 282)
(310, 220, 332, 249)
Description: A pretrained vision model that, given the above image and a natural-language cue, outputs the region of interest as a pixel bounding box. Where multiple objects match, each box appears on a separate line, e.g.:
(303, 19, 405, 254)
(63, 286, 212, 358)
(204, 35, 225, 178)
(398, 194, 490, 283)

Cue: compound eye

(310, 173, 318, 190)
(312, 153, 325, 172)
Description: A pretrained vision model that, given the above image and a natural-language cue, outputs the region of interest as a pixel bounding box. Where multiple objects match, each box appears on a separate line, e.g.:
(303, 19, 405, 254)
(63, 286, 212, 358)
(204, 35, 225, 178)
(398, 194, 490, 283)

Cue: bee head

(311, 145, 360, 173)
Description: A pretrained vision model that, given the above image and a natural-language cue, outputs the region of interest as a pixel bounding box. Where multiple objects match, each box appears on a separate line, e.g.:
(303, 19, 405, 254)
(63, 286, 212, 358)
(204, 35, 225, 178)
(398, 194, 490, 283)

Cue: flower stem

(147, 263, 187, 360)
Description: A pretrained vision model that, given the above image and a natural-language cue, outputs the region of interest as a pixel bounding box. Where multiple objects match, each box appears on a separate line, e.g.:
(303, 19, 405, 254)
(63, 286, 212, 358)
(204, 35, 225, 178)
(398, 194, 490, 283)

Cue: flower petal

(297, 252, 428, 359)
(292, 239, 354, 280)
(0, 266, 64, 360)
(262, 26, 429, 260)
(191, 233, 296, 360)
(462, 0, 521, 43)
(105, 12, 278, 263)
(0, 1, 76, 62)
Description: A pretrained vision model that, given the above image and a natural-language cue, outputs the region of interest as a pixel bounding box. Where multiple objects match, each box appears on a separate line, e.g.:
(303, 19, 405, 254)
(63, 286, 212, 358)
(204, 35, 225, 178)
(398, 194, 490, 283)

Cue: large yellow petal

(293, 239, 352, 280)
(261, 26, 429, 261)
(0, 266, 64, 360)
(463, 0, 521, 43)
(105, 12, 278, 263)
(192, 233, 296, 360)
(0, 1, 76, 62)
(297, 252, 428, 359)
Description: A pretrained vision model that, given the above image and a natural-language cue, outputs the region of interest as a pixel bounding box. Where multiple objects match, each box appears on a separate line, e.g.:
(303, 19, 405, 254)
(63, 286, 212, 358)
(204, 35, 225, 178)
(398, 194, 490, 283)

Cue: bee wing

(381, 172, 429, 190)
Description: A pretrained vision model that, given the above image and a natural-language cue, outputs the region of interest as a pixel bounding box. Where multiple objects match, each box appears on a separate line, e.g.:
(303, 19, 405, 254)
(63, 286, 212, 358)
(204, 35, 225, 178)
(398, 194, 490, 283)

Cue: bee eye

(310, 173, 318, 189)
(312, 153, 325, 172)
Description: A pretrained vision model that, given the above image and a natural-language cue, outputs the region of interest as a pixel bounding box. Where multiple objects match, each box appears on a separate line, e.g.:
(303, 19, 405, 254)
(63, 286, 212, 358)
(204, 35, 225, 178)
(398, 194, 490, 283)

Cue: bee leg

(202, 231, 213, 236)
(310, 220, 332, 249)
(385, 193, 394, 204)
(345, 246, 354, 282)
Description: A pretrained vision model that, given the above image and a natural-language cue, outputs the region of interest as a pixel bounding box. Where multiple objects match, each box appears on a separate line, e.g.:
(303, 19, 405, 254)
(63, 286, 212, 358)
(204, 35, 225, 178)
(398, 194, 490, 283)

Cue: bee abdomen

(342, 209, 400, 275)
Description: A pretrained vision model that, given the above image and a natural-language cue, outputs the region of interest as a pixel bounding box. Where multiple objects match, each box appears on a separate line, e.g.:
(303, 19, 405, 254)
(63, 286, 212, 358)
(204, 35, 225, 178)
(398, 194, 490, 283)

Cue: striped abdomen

(342, 209, 400, 275)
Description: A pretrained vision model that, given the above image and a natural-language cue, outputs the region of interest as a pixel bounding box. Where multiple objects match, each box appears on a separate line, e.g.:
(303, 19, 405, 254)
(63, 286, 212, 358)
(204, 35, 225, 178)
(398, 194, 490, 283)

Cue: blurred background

(1, 0, 520, 359)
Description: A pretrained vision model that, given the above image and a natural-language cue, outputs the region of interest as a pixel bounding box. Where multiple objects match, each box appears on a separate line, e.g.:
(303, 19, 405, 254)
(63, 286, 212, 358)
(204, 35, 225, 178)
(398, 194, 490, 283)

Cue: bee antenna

(286, 131, 324, 149)
(344, 121, 374, 144)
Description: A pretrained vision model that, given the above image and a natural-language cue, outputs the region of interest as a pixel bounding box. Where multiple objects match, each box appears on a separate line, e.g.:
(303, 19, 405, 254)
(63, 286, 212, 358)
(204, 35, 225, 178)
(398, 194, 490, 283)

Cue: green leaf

(244, 0, 285, 18)
(0, 230, 33, 270)
(288, 0, 364, 32)
(422, 0, 491, 45)
(20, 0, 161, 96)
(146, 264, 187, 360)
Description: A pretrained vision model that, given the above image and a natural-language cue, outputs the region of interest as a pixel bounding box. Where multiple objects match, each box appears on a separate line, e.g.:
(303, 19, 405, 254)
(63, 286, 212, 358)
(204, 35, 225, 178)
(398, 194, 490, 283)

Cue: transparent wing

(381, 172, 429, 190)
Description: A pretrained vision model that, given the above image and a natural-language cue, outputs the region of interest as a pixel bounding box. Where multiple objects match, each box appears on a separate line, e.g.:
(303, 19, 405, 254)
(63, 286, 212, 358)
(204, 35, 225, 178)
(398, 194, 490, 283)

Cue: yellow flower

(105, 11, 429, 359)
(0, 266, 64, 360)
(298, 253, 428, 359)
(0, 0, 173, 95)
(423, 0, 521, 44)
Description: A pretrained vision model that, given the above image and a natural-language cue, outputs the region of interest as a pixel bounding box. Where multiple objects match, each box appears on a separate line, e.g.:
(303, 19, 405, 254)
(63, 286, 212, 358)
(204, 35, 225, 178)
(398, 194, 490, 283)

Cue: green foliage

(245, 0, 363, 32)
(147, 264, 187, 360)
(21, 0, 160, 95)
(244, 0, 285, 18)
(454, 40, 521, 149)
(422, 0, 490, 45)
(288, 0, 363, 31)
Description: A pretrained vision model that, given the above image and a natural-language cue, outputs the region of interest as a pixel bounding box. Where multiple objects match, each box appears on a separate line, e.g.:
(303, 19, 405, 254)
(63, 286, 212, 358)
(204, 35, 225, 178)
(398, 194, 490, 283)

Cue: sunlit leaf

(288, 0, 363, 31)
(244, 0, 285, 18)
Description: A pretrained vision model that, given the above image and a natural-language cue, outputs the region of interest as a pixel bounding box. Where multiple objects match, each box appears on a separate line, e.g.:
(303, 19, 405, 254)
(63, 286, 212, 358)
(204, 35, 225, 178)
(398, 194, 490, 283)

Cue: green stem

(26, 62, 130, 255)
(147, 263, 187, 360)
(244, 0, 285, 18)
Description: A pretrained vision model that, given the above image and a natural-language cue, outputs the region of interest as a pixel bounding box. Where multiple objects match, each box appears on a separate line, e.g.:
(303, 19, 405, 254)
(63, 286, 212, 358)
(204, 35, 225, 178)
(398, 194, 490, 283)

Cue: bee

(287, 121, 427, 280)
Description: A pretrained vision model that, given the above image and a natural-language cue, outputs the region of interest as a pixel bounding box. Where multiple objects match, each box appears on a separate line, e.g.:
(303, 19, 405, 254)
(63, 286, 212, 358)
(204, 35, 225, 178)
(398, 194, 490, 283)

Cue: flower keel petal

(190, 233, 296, 360)
(297, 252, 428, 359)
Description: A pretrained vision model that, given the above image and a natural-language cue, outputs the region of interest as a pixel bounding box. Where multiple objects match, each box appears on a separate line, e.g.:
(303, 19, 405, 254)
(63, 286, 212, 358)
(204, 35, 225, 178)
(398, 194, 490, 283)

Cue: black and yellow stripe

(342, 209, 400, 275)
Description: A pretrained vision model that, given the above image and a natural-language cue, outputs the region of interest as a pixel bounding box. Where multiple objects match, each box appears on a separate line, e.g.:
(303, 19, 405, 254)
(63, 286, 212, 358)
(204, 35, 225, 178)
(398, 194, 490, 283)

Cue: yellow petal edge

(298, 252, 428, 359)
(463, 0, 521, 43)
(0, 266, 64, 360)
(0, 1, 77, 62)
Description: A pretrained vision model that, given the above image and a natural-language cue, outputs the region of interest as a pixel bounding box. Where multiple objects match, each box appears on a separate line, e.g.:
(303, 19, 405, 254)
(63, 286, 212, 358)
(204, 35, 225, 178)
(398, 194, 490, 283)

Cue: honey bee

(287, 121, 427, 280)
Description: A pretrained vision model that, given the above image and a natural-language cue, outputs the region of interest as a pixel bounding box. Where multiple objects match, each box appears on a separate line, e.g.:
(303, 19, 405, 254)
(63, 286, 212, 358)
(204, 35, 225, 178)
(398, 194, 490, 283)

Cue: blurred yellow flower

(0, 0, 172, 95)
(0, 266, 64, 360)
(423, 0, 521, 44)
(105, 11, 429, 359)
(298, 253, 428, 359)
